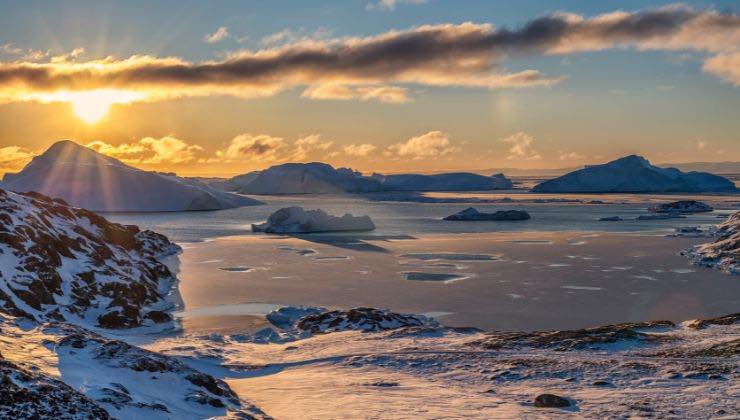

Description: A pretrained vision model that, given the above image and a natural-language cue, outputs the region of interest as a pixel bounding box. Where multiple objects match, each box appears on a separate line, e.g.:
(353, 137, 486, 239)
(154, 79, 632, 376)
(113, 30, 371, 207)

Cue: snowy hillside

(1, 140, 261, 212)
(533, 155, 736, 193)
(0, 188, 180, 329)
(685, 211, 740, 275)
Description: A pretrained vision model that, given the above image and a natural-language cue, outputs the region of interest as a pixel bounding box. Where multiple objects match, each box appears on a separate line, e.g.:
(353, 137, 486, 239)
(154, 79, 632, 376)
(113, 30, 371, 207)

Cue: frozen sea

(106, 191, 740, 333)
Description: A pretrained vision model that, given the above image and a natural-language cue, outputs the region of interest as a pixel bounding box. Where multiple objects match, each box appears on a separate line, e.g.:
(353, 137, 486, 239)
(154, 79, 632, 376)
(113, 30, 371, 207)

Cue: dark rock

(534, 393, 571, 408)
(444, 207, 530, 221)
(649, 200, 713, 214)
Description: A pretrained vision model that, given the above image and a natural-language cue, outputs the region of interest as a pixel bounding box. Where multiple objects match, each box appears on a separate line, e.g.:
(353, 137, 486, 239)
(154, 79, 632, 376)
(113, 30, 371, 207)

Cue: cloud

(367, 0, 427, 11)
(703, 52, 740, 85)
(344, 143, 378, 157)
(0, 146, 35, 172)
(387, 131, 457, 159)
(291, 134, 334, 160)
(204, 26, 230, 43)
(501, 132, 542, 160)
(219, 134, 287, 162)
(301, 84, 411, 103)
(0, 4, 738, 104)
(558, 151, 585, 160)
(86, 136, 203, 164)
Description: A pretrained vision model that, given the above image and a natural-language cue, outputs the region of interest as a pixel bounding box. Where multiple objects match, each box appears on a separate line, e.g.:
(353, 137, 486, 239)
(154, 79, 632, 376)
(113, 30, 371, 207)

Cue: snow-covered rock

(234, 162, 381, 194)
(266, 306, 325, 329)
(443, 207, 530, 221)
(532, 155, 736, 193)
(372, 172, 513, 191)
(649, 200, 713, 213)
(252, 207, 375, 233)
(684, 211, 739, 275)
(0, 188, 180, 329)
(295, 307, 438, 334)
(1, 140, 261, 212)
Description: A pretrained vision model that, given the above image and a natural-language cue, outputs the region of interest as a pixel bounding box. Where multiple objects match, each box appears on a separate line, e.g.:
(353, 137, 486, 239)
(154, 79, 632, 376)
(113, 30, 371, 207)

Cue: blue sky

(0, 0, 738, 176)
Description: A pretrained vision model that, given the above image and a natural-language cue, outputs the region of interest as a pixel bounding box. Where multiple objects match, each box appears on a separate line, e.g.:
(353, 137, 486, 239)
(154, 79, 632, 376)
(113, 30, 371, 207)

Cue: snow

(443, 207, 531, 221)
(533, 155, 737, 193)
(684, 210, 740, 275)
(233, 162, 381, 194)
(146, 309, 739, 419)
(252, 206, 376, 233)
(0, 140, 261, 212)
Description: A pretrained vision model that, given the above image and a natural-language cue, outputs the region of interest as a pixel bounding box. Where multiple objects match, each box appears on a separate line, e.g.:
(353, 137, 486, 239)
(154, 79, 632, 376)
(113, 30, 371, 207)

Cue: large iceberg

(1, 140, 262, 212)
(252, 206, 375, 233)
(532, 155, 736, 193)
(372, 172, 513, 191)
(234, 163, 381, 194)
(213, 162, 514, 194)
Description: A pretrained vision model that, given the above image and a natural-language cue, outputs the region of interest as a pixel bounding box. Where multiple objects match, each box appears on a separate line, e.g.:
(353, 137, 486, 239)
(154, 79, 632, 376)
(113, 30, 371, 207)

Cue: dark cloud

(0, 4, 737, 100)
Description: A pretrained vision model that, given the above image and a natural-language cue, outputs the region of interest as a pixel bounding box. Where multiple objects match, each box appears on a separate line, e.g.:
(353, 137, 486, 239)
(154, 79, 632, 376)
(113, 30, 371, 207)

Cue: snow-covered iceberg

(443, 207, 530, 221)
(233, 162, 381, 194)
(0, 188, 180, 329)
(649, 200, 713, 213)
(532, 155, 736, 193)
(252, 206, 375, 233)
(372, 172, 513, 191)
(1, 140, 262, 212)
(684, 211, 739, 275)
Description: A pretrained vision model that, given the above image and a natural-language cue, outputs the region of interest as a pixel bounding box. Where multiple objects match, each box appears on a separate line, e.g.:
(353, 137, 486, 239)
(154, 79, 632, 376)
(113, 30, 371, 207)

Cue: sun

(66, 90, 144, 124)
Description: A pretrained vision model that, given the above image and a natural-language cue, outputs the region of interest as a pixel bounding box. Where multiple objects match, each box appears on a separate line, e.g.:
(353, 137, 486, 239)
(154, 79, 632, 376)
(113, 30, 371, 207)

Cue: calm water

(106, 192, 736, 243)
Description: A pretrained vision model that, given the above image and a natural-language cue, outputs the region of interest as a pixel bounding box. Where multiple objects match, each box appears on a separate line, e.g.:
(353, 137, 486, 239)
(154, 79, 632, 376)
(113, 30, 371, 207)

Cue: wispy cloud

(366, 0, 428, 12)
(204, 26, 230, 43)
(0, 5, 738, 104)
(0, 146, 35, 172)
(344, 143, 377, 157)
(87, 137, 204, 164)
(387, 131, 457, 159)
(301, 84, 411, 103)
(501, 132, 541, 160)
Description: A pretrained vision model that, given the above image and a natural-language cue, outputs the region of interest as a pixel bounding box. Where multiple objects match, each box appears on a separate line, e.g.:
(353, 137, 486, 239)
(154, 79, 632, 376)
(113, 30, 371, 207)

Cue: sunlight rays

(33, 89, 145, 124)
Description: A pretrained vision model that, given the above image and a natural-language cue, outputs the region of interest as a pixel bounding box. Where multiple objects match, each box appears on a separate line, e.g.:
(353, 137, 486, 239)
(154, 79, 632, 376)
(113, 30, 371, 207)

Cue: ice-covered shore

(149, 307, 739, 419)
(684, 210, 740, 275)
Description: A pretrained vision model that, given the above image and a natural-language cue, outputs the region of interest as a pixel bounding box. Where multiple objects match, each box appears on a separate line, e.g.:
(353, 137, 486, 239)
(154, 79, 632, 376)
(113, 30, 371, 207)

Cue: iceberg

(532, 155, 736, 193)
(1, 140, 261, 212)
(252, 206, 376, 233)
(372, 172, 513, 191)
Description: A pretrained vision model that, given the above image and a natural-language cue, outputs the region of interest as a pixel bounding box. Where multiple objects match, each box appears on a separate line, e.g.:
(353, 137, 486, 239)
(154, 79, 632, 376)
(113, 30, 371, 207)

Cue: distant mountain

(1, 140, 262, 212)
(532, 155, 737, 193)
(371, 172, 512, 191)
(213, 162, 514, 194)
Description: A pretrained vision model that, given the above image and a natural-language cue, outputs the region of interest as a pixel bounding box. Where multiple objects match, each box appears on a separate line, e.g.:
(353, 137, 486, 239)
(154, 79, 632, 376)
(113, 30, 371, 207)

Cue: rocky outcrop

(0, 357, 111, 419)
(0, 188, 180, 329)
(532, 155, 736, 193)
(684, 211, 740, 275)
(649, 200, 713, 213)
(295, 307, 438, 334)
(1, 140, 261, 211)
(471, 320, 676, 351)
(443, 207, 530, 221)
(252, 207, 375, 233)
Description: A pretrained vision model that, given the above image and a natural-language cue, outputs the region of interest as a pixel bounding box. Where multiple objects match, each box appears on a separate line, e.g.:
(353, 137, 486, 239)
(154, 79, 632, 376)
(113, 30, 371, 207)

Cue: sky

(0, 0, 738, 177)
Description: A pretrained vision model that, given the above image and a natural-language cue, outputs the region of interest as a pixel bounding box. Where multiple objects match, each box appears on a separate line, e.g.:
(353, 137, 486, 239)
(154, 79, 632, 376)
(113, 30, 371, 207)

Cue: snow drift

(1, 140, 261, 212)
(252, 206, 375, 233)
(532, 155, 736, 193)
